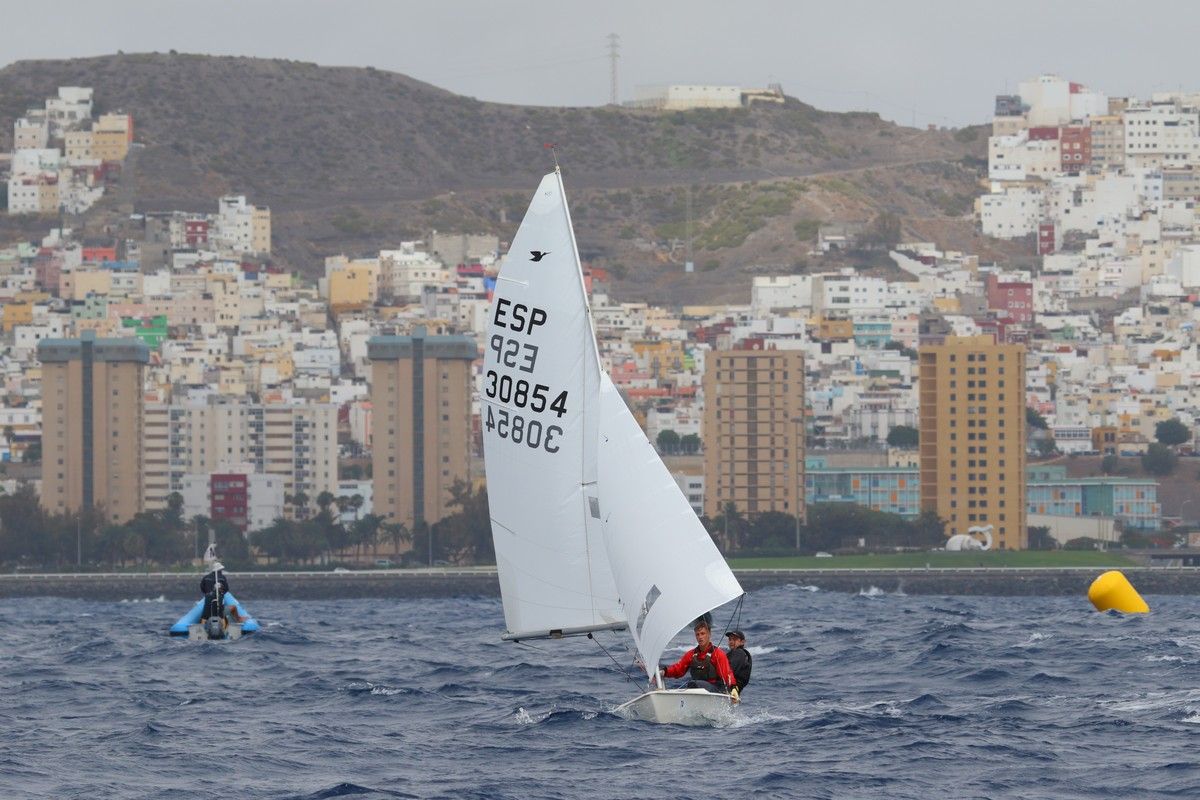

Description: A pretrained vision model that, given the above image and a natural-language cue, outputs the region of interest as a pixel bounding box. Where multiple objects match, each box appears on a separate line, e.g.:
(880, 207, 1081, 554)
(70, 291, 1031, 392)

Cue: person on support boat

(198, 554, 230, 623)
(655, 620, 740, 702)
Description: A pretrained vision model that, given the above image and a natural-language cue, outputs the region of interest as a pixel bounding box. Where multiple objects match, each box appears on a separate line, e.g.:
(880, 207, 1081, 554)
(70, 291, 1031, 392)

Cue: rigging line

(514, 639, 550, 653)
(588, 632, 643, 691)
(718, 593, 745, 641)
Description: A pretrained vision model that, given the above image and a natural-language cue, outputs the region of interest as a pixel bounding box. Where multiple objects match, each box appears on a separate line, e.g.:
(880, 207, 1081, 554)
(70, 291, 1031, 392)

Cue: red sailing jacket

(663, 643, 736, 688)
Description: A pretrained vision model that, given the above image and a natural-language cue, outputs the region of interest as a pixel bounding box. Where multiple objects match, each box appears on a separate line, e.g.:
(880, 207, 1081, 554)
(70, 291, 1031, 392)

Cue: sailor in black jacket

(725, 630, 752, 693)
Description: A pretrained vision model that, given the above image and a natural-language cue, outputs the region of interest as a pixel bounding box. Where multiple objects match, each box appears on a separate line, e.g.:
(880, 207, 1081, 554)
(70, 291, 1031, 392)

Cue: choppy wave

(3, 592, 1200, 798)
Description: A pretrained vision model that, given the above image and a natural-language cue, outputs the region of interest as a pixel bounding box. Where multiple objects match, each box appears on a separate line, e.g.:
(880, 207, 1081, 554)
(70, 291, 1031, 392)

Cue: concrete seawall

(3, 567, 1199, 600)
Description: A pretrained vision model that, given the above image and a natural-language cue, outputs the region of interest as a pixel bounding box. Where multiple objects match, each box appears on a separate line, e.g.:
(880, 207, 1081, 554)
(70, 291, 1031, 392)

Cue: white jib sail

(596, 373, 743, 676)
(483, 171, 623, 639)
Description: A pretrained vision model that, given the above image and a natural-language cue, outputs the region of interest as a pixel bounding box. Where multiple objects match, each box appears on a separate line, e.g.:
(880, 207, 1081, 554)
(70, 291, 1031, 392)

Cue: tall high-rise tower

(368, 328, 476, 533)
(919, 335, 1027, 549)
(38, 331, 148, 523)
(703, 345, 805, 521)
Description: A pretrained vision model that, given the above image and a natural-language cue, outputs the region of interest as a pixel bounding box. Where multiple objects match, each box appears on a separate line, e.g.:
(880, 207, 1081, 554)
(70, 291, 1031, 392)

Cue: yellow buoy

(1088, 570, 1149, 613)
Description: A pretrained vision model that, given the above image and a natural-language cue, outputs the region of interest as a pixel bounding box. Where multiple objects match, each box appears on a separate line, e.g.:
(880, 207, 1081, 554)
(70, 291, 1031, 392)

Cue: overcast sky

(1, 0, 1196, 127)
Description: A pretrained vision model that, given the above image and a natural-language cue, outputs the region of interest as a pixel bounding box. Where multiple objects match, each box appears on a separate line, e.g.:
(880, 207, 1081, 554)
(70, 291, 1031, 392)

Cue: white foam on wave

(514, 706, 551, 725)
(343, 680, 405, 696)
(1144, 654, 1185, 663)
(815, 697, 905, 718)
(719, 707, 791, 729)
(790, 584, 819, 593)
(1183, 711, 1200, 725)
(1015, 632, 1051, 649)
(746, 645, 777, 656)
(120, 595, 167, 604)
(1104, 689, 1200, 714)
(858, 586, 886, 598)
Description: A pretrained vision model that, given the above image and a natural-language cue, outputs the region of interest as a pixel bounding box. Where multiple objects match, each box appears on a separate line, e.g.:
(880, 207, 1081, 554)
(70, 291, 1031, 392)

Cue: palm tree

(290, 491, 310, 519)
(352, 514, 383, 561)
(349, 494, 364, 521)
(383, 521, 410, 558)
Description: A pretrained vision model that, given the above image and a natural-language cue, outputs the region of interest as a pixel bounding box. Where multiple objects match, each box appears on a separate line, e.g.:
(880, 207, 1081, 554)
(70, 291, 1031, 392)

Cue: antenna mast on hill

(607, 33, 620, 105)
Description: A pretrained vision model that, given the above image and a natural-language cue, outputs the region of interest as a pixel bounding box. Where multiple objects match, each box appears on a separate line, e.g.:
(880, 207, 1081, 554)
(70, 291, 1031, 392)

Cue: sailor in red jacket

(655, 619, 740, 702)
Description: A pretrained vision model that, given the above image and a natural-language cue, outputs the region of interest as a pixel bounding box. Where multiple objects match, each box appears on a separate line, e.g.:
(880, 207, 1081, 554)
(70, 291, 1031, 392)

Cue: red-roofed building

(1028, 127, 1060, 141)
(1059, 126, 1091, 173)
(1038, 222, 1060, 255)
(985, 274, 1033, 324)
(82, 246, 117, 263)
(185, 219, 209, 247)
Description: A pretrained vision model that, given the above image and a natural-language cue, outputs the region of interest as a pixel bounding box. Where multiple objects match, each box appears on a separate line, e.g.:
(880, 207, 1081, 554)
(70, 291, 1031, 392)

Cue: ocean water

(3, 586, 1200, 799)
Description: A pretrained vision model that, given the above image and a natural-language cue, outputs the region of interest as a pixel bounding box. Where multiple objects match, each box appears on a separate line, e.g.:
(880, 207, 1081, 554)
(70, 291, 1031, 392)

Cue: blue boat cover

(169, 591, 261, 636)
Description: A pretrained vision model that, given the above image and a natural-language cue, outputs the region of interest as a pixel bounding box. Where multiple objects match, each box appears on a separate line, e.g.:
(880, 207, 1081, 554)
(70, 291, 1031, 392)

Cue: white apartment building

(751, 275, 814, 312)
(213, 195, 271, 255)
(987, 133, 1062, 182)
(379, 244, 449, 301)
(43, 87, 94, 135)
(6, 177, 58, 215)
(811, 273, 888, 315)
(1018, 75, 1106, 126)
(143, 400, 338, 512)
(180, 464, 286, 532)
(979, 186, 1044, 238)
(646, 405, 702, 444)
(12, 148, 62, 177)
(672, 472, 705, 517)
(632, 85, 743, 110)
(1124, 103, 1200, 168)
(989, 133, 1031, 181)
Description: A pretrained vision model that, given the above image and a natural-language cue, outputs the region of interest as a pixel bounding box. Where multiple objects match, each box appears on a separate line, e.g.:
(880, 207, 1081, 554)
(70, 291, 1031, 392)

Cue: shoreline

(2, 566, 1199, 599)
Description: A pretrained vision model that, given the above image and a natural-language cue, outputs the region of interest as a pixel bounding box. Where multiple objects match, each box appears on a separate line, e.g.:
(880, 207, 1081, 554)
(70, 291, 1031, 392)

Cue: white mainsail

(483, 171, 623, 639)
(596, 373, 743, 676)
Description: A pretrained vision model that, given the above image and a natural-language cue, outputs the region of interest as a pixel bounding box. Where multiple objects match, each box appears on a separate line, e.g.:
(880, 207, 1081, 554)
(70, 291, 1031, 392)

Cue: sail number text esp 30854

(486, 298, 568, 453)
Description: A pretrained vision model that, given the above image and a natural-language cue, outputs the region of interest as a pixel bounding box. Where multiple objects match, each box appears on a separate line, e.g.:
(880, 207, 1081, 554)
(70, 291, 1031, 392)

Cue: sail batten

(501, 621, 628, 642)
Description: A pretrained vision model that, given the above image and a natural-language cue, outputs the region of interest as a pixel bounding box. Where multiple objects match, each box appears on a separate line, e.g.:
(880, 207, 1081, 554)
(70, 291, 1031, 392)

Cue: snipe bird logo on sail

(529, 250, 550, 262)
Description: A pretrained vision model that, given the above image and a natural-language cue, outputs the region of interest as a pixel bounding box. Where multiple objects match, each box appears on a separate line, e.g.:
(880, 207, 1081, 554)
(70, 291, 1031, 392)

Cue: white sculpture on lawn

(945, 524, 993, 551)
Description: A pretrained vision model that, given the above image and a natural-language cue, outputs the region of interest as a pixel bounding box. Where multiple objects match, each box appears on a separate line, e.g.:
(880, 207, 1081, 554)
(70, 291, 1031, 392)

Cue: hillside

(0, 53, 1000, 303)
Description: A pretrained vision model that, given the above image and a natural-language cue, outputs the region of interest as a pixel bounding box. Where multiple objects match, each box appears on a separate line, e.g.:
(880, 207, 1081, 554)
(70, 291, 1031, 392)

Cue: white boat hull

(187, 622, 243, 641)
(614, 689, 735, 726)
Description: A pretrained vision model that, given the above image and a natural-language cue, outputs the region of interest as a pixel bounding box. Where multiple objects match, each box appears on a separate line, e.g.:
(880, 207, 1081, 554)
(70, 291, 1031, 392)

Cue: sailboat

(482, 168, 744, 725)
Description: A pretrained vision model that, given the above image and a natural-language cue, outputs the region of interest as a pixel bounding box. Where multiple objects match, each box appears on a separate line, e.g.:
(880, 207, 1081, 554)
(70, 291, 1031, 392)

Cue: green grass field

(728, 551, 1137, 569)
